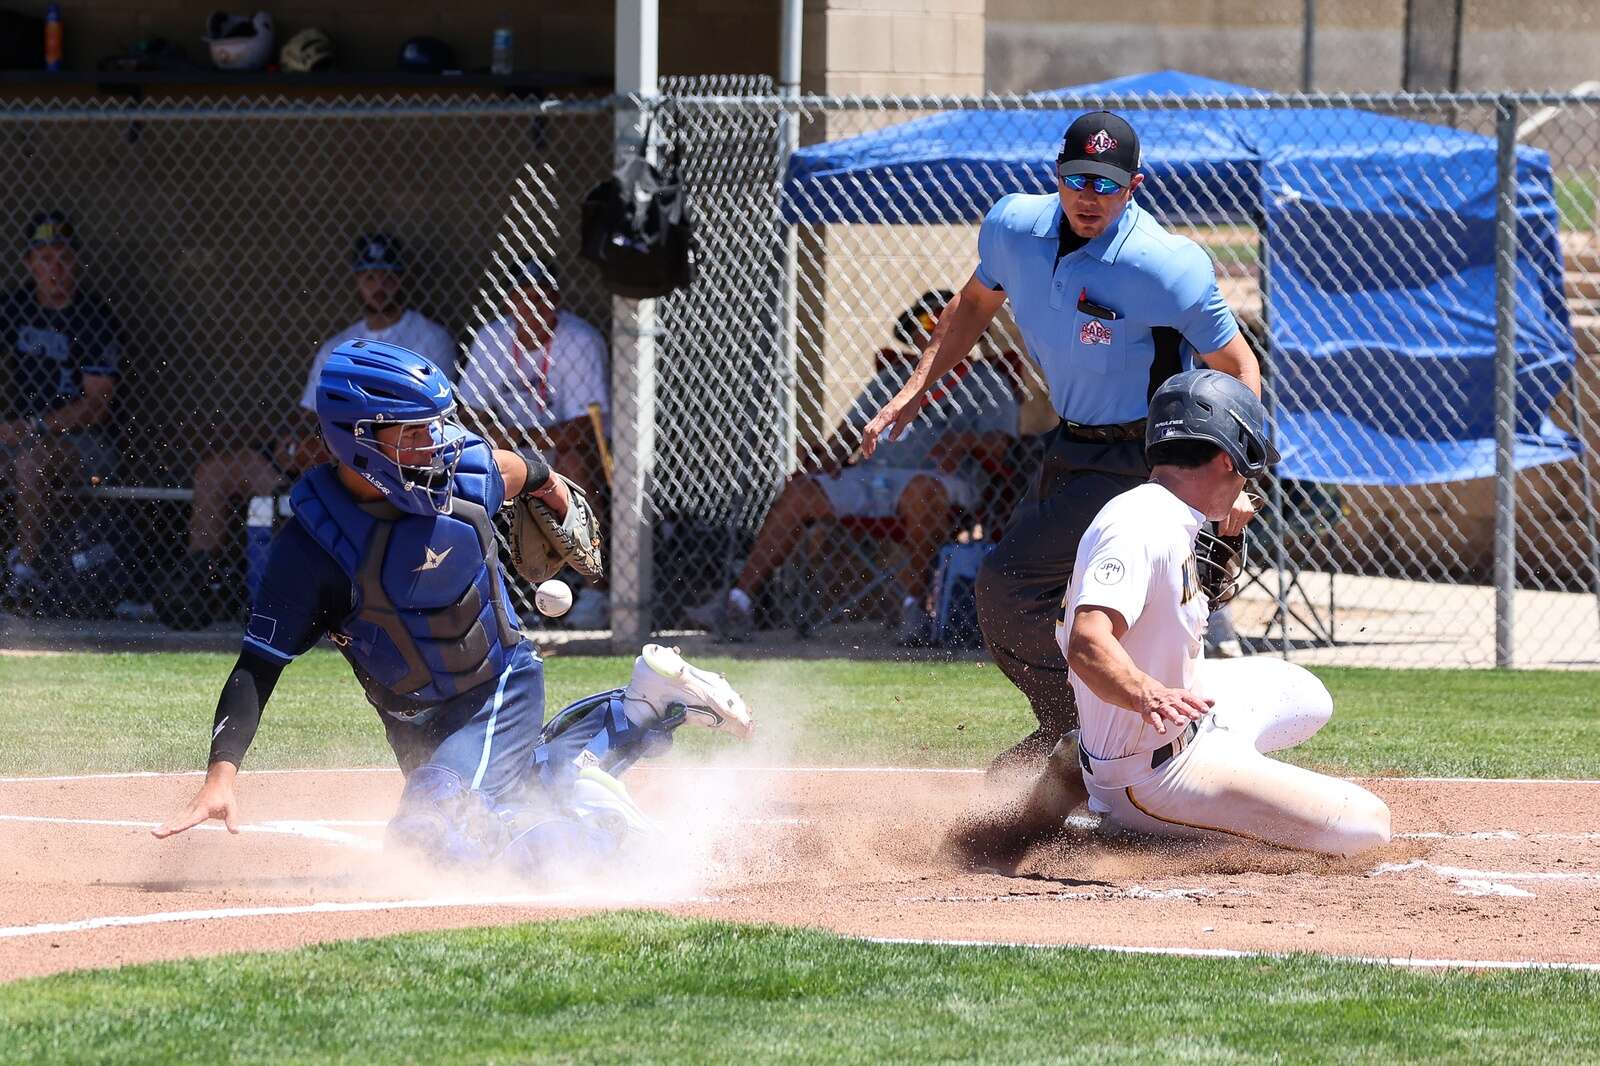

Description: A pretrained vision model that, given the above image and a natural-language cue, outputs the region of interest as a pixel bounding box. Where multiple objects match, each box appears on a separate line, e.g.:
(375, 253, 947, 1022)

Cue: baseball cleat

(569, 765, 655, 842)
(621, 643, 754, 738)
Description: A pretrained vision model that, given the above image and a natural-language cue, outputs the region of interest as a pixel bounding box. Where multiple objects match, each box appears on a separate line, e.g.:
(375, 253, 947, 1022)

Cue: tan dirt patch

(1, 768, 1597, 982)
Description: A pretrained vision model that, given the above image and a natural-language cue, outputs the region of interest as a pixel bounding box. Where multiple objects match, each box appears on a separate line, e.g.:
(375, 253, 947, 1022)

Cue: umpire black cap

(1146, 369, 1279, 478)
(1057, 111, 1141, 187)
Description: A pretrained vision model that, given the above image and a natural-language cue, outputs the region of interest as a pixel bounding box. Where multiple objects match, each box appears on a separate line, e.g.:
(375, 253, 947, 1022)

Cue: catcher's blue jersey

(243, 434, 523, 715)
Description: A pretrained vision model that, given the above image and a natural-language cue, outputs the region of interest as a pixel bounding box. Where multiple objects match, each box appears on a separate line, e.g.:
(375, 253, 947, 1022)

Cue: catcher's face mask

(1194, 488, 1265, 611)
(357, 412, 466, 516)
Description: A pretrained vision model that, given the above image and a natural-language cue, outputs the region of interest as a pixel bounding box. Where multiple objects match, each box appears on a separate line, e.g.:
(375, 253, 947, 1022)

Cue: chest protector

(290, 441, 522, 714)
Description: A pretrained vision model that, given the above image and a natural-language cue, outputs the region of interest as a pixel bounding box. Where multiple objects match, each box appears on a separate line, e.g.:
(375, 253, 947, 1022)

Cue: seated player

(947, 370, 1389, 870)
(686, 290, 1019, 643)
(153, 341, 752, 881)
(0, 212, 124, 612)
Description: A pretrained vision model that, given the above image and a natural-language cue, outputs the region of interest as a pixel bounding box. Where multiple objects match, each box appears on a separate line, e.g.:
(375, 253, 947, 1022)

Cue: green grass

(2, 652, 1598, 778)
(3, 913, 1597, 1065)
(1557, 172, 1596, 231)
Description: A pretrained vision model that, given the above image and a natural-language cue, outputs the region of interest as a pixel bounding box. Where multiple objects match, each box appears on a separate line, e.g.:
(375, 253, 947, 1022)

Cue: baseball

(534, 579, 573, 618)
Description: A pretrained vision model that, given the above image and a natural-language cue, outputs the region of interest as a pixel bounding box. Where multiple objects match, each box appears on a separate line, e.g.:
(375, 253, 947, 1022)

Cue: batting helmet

(203, 11, 275, 71)
(397, 36, 456, 74)
(315, 340, 466, 516)
(1146, 369, 1279, 478)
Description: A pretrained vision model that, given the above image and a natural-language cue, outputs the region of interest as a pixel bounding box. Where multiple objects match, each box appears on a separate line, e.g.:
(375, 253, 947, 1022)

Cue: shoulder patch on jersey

(1091, 558, 1126, 586)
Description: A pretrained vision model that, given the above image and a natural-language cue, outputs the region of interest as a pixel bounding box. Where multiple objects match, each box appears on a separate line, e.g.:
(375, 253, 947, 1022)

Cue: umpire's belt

(1062, 418, 1146, 444)
(1078, 720, 1200, 789)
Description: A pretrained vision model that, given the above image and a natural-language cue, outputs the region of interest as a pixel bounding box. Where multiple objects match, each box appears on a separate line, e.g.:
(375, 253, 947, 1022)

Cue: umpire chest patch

(1080, 320, 1114, 345)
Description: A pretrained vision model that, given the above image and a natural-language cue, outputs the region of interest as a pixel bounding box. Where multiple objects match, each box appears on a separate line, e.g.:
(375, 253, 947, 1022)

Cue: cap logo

(367, 242, 385, 259)
(1085, 129, 1118, 155)
(1079, 320, 1114, 345)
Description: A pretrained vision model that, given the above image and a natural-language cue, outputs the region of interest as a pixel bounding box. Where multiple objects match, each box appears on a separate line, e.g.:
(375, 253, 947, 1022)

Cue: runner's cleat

(621, 643, 754, 738)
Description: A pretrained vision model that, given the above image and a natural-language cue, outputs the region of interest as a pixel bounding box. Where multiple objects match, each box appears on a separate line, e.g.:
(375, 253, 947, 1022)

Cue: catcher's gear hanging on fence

(510, 473, 604, 584)
(580, 113, 695, 299)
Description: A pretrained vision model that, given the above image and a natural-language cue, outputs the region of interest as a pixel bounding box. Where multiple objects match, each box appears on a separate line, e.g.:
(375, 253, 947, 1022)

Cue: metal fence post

(611, 0, 659, 649)
(776, 0, 803, 476)
(1493, 96, 1520, 668)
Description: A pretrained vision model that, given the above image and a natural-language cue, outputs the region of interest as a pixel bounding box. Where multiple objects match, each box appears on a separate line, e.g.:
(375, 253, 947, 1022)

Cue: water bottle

(44, 4, 63, 72)
(491, 17, 514, 76)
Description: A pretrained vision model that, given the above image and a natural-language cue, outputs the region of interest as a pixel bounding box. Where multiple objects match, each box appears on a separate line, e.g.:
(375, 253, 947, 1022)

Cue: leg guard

(533, 690, 676, 791)
(495, 789, 625, 885)
(386, 764, 508, 869)
(494, 768, 652, 884)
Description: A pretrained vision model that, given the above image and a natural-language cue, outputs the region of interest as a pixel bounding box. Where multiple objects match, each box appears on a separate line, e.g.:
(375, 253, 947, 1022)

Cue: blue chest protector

(290, 440, 523, 713)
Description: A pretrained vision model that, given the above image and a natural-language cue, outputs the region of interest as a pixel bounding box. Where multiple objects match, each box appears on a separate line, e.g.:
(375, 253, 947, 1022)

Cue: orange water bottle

(44, 4, 63, 71)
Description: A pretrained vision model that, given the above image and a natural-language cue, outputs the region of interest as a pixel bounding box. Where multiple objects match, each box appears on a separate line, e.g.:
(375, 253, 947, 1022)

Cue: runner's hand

(1135, 683, 1212, 735)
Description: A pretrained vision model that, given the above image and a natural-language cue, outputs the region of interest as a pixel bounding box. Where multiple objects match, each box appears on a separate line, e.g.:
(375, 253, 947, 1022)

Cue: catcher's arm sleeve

(207, 648, 287, 767)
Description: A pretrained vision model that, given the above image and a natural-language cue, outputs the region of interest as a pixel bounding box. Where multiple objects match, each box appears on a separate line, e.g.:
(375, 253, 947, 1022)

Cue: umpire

(861, 110, 1261, 775)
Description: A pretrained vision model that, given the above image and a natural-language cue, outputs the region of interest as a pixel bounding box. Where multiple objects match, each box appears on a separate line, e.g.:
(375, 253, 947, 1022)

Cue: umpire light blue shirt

(975, 194, 1238, 426)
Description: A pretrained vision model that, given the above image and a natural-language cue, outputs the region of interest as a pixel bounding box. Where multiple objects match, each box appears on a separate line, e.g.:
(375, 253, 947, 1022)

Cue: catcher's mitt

(509, 473, 604, 584)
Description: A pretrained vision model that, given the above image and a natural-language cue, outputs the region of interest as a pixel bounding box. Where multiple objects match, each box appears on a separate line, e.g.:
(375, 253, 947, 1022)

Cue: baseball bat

(587, 401, 614, 490)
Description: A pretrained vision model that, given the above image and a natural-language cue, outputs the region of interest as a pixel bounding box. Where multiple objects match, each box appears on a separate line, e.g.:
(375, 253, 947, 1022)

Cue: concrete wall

(985, 0, 1600, 94)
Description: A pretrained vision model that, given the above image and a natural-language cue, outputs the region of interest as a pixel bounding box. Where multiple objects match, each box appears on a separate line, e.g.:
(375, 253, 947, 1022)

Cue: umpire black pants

(975, 429, 1149, 776)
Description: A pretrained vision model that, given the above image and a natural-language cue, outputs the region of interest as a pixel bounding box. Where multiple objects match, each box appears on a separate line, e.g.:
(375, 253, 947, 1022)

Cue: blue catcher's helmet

(314, 339, 466, 515)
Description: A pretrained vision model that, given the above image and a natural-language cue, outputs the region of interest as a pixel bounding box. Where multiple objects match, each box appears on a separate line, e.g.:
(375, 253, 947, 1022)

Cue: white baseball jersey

(458, 310, 610, 432)
(1061, 481, 1210, 762)
(298, 310, 460, 411)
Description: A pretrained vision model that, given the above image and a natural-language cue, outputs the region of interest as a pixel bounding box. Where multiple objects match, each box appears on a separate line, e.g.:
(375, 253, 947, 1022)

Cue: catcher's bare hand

(530, 472, 571, 522)
(1135, 682, 1212, 735)
(153, 762, 240, 838)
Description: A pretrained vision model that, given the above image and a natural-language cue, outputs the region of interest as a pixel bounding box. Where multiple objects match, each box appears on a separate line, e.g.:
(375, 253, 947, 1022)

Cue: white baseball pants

(1084, 657, 1392, 857)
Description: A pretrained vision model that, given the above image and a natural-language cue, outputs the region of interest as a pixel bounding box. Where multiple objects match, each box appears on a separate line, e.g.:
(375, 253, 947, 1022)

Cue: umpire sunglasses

(1057, 171, 1125, 196)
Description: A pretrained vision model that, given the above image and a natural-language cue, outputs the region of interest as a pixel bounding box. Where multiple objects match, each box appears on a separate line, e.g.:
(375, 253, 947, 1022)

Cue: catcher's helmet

(315, 340, 466, 516)
(280, 27, 335, 73)
(1146, 369, 1279, 478)
(203, 11, 275, 71)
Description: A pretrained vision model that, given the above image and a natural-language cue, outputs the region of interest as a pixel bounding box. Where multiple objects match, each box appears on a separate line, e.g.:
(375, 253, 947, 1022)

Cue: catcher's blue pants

(380, 640, 663, 872)
(381, 640, 549, 802)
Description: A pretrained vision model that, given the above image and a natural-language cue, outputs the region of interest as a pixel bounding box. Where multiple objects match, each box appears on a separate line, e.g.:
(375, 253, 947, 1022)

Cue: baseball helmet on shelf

(315, 340, 466, 516)
(280, 27, 334, 72)
(203, 10, 275, 71)
(397, 36, 456, 74)
(1145, 369, 1280, 478)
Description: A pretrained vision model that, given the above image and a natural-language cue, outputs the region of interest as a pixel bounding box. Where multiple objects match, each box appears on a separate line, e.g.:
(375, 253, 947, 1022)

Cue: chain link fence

(2, 88, 1598, 668)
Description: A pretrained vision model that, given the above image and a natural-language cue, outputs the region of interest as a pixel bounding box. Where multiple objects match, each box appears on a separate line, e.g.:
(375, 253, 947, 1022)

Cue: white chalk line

(0, 813, 800, 838)
(3, 766, 1599, 786)
(861, 936, 1600, 973)
(0, 892, 718, 943)
(0, 814, 383, 850)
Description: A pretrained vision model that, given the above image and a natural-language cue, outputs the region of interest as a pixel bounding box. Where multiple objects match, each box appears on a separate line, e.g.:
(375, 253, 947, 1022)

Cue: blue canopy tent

(781, 70, 1581, 487)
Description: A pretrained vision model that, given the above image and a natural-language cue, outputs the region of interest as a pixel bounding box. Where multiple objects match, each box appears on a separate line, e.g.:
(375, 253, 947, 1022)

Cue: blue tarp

(782, 71, 1579, 485)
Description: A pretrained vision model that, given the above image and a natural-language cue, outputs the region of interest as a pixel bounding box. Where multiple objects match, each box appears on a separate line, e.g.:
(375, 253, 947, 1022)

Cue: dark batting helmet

(1145, 369, 1279, 478)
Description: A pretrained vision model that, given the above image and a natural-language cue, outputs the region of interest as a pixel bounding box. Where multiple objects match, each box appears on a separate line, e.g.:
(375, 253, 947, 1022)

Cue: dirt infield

(1, 767, 1597, 982)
